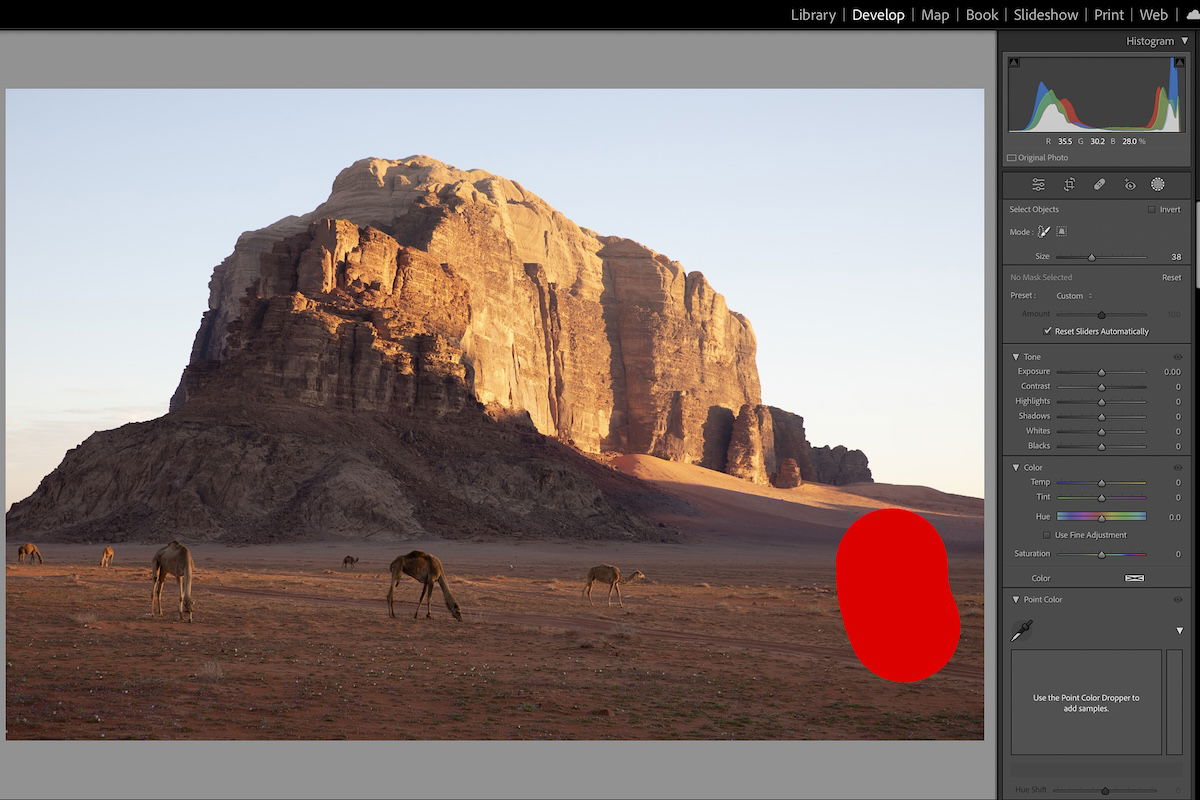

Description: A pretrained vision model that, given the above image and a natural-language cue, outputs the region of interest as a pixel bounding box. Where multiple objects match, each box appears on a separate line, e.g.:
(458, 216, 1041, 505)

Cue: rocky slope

(8, 156, 870, 542)
(6, 400, 681, 543)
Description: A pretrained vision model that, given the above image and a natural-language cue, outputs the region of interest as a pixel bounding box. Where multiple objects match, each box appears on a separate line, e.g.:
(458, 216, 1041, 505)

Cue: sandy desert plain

(5, 455, 984, 741)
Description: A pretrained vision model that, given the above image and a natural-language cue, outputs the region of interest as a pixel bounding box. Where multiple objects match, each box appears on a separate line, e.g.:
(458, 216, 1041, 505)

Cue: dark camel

(386, 551, 463, 621)
(17, 543, 43, 564)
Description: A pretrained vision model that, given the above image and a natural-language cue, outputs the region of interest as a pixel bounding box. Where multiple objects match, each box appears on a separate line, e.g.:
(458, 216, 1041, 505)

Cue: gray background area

(0, 30, 996, 800)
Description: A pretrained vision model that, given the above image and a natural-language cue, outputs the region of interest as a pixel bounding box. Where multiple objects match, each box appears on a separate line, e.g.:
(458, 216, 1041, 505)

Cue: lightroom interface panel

(0, 19, 1192, 800)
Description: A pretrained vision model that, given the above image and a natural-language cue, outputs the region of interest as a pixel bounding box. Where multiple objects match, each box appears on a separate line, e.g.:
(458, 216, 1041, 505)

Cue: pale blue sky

(5, 89, 984, 506)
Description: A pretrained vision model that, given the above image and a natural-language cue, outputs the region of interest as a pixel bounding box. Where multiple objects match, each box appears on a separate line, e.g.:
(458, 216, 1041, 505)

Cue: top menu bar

(22, 8, 1200, 28)
(787, 5, 1196, 27)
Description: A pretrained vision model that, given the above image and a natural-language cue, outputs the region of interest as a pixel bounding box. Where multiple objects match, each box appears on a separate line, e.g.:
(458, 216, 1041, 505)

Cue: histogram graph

(1009, 56, 1184, 133)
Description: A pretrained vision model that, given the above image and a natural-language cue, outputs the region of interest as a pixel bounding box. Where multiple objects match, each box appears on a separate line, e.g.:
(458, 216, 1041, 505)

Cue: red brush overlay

(836, 509, 961, 682)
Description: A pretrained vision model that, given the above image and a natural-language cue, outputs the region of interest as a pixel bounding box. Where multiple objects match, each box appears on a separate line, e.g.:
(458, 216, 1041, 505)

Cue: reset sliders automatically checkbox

(1043, 326, 1053, 335)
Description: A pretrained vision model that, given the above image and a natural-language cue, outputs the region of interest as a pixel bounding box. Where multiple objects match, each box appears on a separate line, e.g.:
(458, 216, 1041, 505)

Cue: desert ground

(6, 456, 984, 740)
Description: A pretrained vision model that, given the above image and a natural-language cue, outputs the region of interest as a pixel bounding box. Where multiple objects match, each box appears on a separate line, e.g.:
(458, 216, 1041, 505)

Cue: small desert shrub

(197, 661, 225, 682)
(72, 613, 99, 626)
(610, 625, 636, 642)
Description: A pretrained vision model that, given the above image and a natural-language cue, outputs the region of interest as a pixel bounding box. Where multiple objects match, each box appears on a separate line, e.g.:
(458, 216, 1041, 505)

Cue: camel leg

(152, 572, 164, 617)
(177, 575, 186, 621)
(584, 580, 594, 604)
(424, 580, 435, 618)
(387, 582, 396, 618)
(606, 582, 615, 606)
(615, 582, 624, 608)
(182, 573, 193, 623)
(413, 582, 430, 619)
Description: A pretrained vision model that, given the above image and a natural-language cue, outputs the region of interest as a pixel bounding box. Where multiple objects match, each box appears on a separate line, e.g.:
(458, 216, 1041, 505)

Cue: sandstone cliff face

(173, 157, 760, 468)
(9, 156, 872, 543)
(179, 219, 475, 417)
(811, 445, 873, 485)
(725, 404, 776, 485)
(767, 406, 817, 485)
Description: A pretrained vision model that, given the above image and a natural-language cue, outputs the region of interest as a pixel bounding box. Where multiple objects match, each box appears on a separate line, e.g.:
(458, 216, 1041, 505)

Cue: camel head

(182, 596, 196, 613)
(448, 601, 463, 622)
(628, 570, 647, 582)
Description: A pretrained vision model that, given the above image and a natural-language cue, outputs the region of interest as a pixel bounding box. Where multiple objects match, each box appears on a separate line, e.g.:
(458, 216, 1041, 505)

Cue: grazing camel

(342, 555, 359, 570)
(16, 543, 43, 565)
(583, 564, 646, 607)
(386, 550, 463, 621)
(151, 541, 195, 623)
(99, 546, 115, 567)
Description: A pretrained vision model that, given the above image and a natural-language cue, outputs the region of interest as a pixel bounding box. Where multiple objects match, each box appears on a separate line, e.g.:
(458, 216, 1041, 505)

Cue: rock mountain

(7, 156, 870, 543)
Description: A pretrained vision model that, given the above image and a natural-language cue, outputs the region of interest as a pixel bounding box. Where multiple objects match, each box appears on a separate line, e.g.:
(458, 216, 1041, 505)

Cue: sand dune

(610, 454, 984, 549)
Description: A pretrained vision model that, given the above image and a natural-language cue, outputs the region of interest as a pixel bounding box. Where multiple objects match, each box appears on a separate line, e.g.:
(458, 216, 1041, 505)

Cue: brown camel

(583, 564, 646, 607)
(386, 550, 463, 621)
(342, 555, 359, 569)
(99, 546, 115, 567)
(151, 541, 195, 622)
(16, 543, 43, 565)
